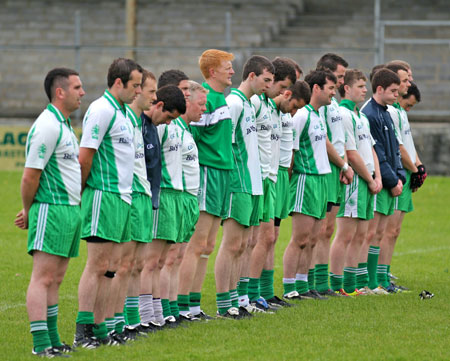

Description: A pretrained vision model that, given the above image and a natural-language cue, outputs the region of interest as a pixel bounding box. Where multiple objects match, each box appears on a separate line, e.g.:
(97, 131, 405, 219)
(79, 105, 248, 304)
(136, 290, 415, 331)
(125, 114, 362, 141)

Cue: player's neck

(309, 97, 322, 112)
(206, 79, 227, 93)
(238, 81, 254, 100)
(51, 101, 71, 120)
(129, 102, 142, 117)
(372, 94, 387, 107)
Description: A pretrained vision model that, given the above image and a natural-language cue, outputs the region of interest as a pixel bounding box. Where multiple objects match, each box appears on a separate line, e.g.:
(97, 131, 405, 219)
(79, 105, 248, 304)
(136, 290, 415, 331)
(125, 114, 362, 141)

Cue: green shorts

(374, 187, 395, 216)
(28, 203, 81, 258)
(180, 192, 200, 243)
(153, 188, 184, 243)
(290, 172, 328, 220)
(259, 178, 276, 223)
(275, 167, 290, 220)
(326, 162, 345, 204)
(224, 192, 260, 227)
(395, 170, 413, 213)
(337, 175, 374, 220)
(131, 192, 153, 243)
(198, 165, 231, 218)
(81, 187, 131, 243)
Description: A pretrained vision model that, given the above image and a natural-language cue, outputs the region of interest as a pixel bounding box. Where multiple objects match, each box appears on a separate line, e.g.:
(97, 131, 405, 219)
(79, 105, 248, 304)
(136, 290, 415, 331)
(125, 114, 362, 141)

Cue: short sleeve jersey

(320, 97, 346, 157)
(279, 112, 294, 168)
(388, 103, 417, 164)
(126, 105, 151, 197)
(251, 93, 272, 179)
(340, 99, 376, 175)
(226, 88, 263, 195)
(269, 99, 282, 182)
(25, 104, 81, 205)
(158, 122, 183, 191)
(292, 104, 331, 175)
(80, 90, 134, 204)
(190, 82, 233, 170)
(174, 117, 200, 196)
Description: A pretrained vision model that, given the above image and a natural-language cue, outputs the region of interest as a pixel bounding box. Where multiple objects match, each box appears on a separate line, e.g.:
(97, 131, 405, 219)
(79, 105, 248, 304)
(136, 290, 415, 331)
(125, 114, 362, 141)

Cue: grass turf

(1, 171, 448, 360)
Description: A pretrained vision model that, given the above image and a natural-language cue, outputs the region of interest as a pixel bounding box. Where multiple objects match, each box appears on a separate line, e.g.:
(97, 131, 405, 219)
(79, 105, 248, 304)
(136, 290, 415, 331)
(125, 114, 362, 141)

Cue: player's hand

(339, 171, 349, 185)
(368, 179, 378, 194)
(14, 209, 28, 230)
(417, 164, 427, 184)
(390, 179, 403, 197)
(373, 177, 382, 194)
(341, 166, 353, 184)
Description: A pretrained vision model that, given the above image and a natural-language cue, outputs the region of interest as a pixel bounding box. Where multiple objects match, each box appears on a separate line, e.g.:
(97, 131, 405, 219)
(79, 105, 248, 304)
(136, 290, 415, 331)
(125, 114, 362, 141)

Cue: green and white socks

(30, 321, 51, 353)
(368, 246, 380, 290)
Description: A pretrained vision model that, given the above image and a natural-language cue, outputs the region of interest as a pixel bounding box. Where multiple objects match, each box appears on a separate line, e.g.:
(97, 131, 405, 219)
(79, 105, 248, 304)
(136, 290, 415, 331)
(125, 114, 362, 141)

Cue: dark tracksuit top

(362, 97, 406, 189)
(141, 113, 161, 209)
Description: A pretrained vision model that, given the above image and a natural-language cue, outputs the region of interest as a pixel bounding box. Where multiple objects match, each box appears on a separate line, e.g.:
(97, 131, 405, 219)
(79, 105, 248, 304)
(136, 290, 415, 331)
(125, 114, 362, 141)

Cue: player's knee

(292, 237, 308, 249)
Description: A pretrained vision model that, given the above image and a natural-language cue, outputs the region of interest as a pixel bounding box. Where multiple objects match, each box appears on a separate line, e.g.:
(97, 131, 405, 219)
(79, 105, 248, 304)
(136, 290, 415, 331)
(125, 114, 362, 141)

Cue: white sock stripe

(30, 323, 48, 332)
(282, 278, 295, 284)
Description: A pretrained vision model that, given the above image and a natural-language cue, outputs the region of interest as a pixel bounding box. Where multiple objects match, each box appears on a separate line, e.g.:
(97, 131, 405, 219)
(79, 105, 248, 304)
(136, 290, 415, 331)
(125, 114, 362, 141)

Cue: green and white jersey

(190, 82, 233, 170)
(388, 103, 417, 164)
(269, 100, 282, 182)
(292, 104, 331, 175)
(279, 112, 294, 168)
(340, 99, 376, 175)
(126, 105, 151, 197)
(174, 117, 199, 197)
(227, 88, 263, 195)
(80, 90, 134, 204)
(251, 93, 272, 179)
(320, 97, 346, 157)
(25, 104, 81, 205)
(158, 122, 183, 191)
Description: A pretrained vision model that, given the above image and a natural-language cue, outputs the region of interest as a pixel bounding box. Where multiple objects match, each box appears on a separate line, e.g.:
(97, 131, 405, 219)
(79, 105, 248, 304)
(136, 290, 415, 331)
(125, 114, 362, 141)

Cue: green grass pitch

(1, 171, 448, 361)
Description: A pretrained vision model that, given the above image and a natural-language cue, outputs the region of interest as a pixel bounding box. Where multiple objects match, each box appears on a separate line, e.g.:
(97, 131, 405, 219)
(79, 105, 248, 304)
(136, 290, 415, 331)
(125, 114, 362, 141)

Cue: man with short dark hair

(138, 85, 186, 328)
(120, 69, 157, 338)
(381, 73, 424, 292)
(282, 70, 337, 300)
(215, 55, 273, 318)
(329, 69, 382, 296)
(243, 57, 294, 312)
(361, 68, 406, 294)
(74, 58, 143, 347)
(312, 53, 354, 297)
(15, 67, 85, 357)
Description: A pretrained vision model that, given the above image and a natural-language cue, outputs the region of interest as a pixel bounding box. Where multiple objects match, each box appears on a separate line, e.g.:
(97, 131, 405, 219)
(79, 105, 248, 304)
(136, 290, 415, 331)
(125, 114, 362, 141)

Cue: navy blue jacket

(141, 113, 161, 209)
(362, 98, 406, 189)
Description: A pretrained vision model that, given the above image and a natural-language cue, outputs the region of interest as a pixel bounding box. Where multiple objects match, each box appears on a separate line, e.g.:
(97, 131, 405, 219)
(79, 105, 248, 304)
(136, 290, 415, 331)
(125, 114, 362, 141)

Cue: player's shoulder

(86, 95, 116, 119)
(226, 90, 245, 110)
(32, 109, 61, 136)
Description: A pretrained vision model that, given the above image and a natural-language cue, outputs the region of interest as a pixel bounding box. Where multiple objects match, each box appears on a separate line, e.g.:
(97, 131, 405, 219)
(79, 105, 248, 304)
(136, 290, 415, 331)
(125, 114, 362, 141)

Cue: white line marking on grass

(0, 294, 76, 313)
(395, 246, 450, 256)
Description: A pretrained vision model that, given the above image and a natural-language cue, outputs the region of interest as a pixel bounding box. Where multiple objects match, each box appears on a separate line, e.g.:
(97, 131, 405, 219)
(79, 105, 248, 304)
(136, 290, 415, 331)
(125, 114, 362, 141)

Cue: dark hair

(403, 81, 421, 102)
(385, 63, 408, 76)
(44, 67, 79, 102)
(371, 68, 400, 93)
(316, 53, 348, 72)
(338, 69, 367, 97)
(242, 55, 274, 81)
(154, 85, 186, 114)
(369, 64, 386, 82)
(272, 57, 297, 84)
(142, 69, 156, 85)
(158, 69, 189, 88)
(289, 80, 311, 104)
(107, 58, 143, 88)
(304, 69, 337, 91)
